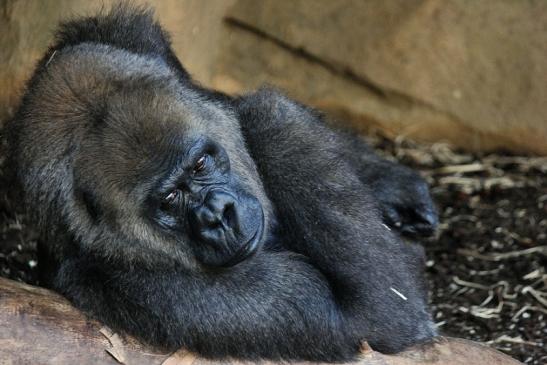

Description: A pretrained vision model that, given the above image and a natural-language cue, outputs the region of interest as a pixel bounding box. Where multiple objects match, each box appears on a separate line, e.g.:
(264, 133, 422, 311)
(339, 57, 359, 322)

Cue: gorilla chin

(189, 189, 265, 267)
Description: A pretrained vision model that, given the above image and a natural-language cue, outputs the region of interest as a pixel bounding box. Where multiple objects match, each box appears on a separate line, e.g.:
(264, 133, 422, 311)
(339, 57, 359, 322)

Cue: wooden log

(0, 277, 521, 365)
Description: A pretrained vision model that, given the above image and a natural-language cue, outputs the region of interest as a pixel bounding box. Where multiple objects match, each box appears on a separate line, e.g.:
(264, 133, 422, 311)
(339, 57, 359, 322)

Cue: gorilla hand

(338, 132, 438, 238)
(366, 160, 438, 237)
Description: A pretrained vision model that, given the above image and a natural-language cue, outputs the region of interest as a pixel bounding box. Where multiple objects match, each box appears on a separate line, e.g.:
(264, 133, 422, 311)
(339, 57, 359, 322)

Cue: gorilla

(5, 5, 438, 362)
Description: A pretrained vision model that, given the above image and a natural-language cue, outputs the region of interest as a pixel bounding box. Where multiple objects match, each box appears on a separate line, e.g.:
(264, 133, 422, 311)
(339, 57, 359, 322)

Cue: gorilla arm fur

(235, 89, 436, 352)
(53, 250, 359, 361)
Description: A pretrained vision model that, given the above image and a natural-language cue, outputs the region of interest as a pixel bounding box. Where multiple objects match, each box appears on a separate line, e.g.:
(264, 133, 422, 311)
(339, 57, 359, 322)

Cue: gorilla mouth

(188, 188, 265, 267)
(222, 212, 264, 267)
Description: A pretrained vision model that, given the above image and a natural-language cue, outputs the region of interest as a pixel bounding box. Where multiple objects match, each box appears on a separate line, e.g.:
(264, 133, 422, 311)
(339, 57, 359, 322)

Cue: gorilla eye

(193, 155, 207, 174)
(163, 189, 180, 204)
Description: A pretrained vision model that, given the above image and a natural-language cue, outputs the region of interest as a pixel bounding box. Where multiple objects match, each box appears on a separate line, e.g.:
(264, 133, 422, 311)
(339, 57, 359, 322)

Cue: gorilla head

(11, 43, 272, 269)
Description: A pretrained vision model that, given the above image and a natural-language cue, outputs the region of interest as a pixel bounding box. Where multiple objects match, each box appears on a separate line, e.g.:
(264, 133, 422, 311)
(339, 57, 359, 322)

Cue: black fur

(339, 131, 438, 237)
(53, 4, 189, 80)
(5, 5, 437, 362)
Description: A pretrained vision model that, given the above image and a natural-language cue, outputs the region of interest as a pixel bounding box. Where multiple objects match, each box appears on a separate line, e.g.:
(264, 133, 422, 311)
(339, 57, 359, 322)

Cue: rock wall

(0, 0, 234, 117)
(1, 0, 546, 154)
(212, 0, 547, 155)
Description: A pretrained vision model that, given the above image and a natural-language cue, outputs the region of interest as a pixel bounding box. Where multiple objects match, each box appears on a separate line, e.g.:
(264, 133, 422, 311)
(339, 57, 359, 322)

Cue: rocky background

(1, 0, 547, 155)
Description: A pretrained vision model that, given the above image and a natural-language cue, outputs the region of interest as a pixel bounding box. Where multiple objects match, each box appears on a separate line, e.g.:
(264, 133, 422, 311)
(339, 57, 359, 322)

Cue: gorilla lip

(222, 211, 264, 267)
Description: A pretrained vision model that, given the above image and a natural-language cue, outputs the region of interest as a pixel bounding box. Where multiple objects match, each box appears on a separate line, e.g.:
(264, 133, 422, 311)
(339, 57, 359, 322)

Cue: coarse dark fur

(5, 5, 438, 362)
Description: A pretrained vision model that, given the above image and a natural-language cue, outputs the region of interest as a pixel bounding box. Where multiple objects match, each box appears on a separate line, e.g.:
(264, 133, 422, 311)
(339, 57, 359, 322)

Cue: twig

(522, 286, 547, 307)
(458, 246, 547, 261)
(511, 305, 547, 322)
(434, 163, 486, 174)
(452, 276, 491, 290)
(488, 335, 541, 347)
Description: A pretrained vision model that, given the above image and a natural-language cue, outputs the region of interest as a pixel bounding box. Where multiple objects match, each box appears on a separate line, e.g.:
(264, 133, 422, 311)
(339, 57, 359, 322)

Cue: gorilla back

(5, 5, 436, 361)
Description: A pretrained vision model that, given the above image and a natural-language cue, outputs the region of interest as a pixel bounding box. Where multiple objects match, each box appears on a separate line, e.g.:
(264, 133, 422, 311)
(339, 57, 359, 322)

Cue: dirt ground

(0, 134, 545, 364)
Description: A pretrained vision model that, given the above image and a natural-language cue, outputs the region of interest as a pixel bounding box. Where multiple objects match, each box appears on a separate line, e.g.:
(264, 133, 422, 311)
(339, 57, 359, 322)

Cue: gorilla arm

(230, 91, 439, 237)
(234, 88, 436, 352)
(53, 251, 358, 362)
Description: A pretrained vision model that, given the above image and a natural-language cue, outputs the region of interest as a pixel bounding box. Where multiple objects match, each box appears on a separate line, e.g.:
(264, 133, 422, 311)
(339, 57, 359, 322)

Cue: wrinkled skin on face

(144, 135, 265, 267)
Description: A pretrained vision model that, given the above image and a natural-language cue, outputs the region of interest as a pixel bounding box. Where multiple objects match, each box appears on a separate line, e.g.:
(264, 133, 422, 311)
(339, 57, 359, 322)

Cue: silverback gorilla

(5, 5, 439, 362)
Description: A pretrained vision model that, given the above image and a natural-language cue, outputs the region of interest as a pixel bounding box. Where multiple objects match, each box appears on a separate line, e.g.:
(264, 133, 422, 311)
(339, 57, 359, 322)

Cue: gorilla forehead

(37, 43, 246, 184)
(39, 42, 238, 135)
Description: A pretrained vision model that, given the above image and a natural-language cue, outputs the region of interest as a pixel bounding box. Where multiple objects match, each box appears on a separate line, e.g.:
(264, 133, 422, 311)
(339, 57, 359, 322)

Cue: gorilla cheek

(189, 190, 264, 267)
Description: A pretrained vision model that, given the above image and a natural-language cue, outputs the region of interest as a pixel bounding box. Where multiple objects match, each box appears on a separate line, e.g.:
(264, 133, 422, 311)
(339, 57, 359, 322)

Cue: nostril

(204, 209, 222, 228)
(205, 190, 237, 227)
(222, 202, 236, 229)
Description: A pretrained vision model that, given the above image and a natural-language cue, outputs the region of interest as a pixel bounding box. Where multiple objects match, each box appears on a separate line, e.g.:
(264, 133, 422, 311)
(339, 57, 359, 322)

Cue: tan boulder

(0, 0, 234, 119)
(1, 0, 546, 155)
(212, 0, 547, 155)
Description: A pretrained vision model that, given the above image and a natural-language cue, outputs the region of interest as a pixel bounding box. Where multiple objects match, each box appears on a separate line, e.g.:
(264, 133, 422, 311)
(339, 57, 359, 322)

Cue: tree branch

(0, 277, 520, 365)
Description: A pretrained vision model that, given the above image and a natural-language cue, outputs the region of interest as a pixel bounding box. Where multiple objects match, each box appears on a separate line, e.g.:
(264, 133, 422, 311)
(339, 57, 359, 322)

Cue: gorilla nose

(189, 189, 264, 267)
(192, 190, 237, 231)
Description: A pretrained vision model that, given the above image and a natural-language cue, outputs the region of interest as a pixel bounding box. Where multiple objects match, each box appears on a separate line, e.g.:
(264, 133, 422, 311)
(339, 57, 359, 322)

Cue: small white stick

(45, 50, 57, 67)
(390, 287, 407, 301)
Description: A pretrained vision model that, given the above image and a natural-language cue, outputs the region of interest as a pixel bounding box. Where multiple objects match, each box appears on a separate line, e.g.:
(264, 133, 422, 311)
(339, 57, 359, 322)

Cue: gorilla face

(18, 44, 270, 268)
(80, 72, 267, 267)
(147, 135, 265, 267)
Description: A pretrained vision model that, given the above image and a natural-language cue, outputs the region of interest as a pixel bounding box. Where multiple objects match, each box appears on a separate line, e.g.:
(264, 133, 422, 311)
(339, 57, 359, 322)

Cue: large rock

(1, 0, 546, 155)
(0, 0, 234, 119)
(211, 0, 547, 155)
